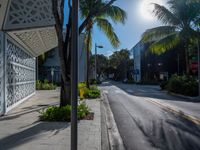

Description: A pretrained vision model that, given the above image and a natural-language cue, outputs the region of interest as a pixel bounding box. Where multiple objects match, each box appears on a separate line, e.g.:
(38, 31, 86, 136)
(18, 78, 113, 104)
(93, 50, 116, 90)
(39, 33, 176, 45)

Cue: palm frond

(142, 26, 177, 42)
(103, 5, 127, 24)
(152, 3, 181, 26)
(149, 32, 180, 54)
(96, 18, 120, 48)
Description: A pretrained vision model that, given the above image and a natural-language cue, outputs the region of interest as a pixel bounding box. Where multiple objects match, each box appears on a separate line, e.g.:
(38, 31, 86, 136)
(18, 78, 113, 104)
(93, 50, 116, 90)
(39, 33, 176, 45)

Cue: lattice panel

(0, 32, 4, 114)
(3, 0, 55, 30)
(39, 28, 58, 51)
(10, 27, 58, 56)
(13, 31, 46, 55)
(5, 38, 35, 109)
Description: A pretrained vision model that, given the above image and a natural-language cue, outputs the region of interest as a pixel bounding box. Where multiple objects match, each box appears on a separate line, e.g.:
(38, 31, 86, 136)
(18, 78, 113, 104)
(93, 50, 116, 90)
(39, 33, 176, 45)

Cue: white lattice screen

(0, 32, 4, 115)
(5, 35, 36, 111)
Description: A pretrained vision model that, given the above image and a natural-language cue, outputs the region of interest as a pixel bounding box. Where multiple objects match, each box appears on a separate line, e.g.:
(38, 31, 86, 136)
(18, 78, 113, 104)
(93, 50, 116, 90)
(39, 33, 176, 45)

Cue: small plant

(40, 103, 90, 121)
(36, 80, 57, 90)
(84, 86, 101, 99)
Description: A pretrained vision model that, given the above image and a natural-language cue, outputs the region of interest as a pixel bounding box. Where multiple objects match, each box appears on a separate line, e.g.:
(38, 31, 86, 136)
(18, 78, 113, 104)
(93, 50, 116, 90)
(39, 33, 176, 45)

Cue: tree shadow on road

(132, 111, 200, 150)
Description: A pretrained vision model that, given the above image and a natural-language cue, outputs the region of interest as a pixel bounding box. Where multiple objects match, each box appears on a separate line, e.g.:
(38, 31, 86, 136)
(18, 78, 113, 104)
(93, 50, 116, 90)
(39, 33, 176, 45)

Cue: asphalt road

(100, 82, 200, 150)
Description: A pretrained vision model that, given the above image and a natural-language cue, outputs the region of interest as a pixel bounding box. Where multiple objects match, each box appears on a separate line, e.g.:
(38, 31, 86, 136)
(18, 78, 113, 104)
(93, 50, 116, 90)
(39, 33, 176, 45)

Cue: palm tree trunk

(184, 44, 190, 75)
(86, 28, 91, 89)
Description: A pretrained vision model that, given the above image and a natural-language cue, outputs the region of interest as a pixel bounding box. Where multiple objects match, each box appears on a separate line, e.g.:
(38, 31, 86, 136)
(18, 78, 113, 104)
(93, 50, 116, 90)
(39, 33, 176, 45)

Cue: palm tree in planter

(141, 0, 200, 74)
(80, 0, 127, 88)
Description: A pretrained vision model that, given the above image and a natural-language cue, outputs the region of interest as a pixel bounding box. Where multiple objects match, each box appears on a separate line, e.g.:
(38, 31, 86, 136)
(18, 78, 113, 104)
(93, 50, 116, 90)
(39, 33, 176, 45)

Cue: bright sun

(140, 0, 163, 21)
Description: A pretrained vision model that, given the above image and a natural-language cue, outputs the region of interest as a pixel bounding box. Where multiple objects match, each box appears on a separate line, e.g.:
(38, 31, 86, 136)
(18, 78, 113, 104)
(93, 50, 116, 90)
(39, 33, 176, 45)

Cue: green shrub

(40, 103, 90, 121)
(160, 81, 168, 90)
(36, 80, 42, 90)
(84, 87, 101, 99)
(36, 80, 57, 90)
(167, 75, 198, 97)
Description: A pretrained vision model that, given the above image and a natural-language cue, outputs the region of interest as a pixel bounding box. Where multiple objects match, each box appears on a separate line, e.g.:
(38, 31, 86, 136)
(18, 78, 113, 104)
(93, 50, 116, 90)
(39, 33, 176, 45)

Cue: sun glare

(139, 0, 163, 21)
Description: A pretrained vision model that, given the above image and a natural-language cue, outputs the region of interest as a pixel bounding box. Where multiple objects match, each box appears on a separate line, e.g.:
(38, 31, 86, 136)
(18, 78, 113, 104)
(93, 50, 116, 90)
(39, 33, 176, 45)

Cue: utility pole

(71, 0, 78, 149)
(177, 54, 180, 75)
(198, 40, 200, 97)
(95, 43, 97, 80)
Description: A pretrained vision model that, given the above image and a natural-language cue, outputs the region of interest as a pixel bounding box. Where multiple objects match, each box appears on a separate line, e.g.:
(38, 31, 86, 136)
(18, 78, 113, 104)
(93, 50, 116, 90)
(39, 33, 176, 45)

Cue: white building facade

(0, 0, 58, 115)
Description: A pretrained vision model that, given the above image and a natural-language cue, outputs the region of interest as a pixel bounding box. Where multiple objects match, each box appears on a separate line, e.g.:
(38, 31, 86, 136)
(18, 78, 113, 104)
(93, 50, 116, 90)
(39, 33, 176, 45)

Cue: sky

(91, 0, 166, 56)
(64, 0, 166, 56)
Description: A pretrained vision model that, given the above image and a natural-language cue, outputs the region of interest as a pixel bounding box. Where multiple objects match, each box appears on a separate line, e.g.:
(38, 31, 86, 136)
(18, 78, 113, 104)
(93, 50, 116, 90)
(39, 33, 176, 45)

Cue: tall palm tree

(141, 0, 200, 74)
(80, 0, 127, 88)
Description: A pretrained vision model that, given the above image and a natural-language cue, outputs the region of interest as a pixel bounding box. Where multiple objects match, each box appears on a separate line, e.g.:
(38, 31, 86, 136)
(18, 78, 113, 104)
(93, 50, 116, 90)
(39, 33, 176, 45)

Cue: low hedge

(40, 103, 90, 121)
(36, 80, 57, 90)
(163, 75, 198, 97)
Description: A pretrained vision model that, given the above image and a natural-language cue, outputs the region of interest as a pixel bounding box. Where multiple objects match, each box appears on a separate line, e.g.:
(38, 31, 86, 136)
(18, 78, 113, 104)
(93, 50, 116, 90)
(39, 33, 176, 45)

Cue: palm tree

(141, 0, 200, 74)
(80, 0, 127, 88)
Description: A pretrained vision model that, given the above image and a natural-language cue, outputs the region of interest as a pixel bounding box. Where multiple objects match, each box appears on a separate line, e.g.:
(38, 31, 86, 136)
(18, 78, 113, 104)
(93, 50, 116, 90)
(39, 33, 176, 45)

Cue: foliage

(78, 83, 101, 99)
(36, 80, 57, 90)
(107, 49, 131, 81)
(84, 86, 101, 99)
(80, 0, 127, 88)
(80, 0, 127, 50)
(167, 75, 198, 96)
(90, 54, 109, 78)
(40, 103, 90, 121)
(141, 0, 200, 74)
(160, 81, 169, 90)
(78, 82, 87, 89)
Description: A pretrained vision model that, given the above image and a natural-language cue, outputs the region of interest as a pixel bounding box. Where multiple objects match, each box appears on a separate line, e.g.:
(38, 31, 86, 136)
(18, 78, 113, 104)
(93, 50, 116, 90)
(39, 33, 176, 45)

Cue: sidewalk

(0, 89, 101, 150)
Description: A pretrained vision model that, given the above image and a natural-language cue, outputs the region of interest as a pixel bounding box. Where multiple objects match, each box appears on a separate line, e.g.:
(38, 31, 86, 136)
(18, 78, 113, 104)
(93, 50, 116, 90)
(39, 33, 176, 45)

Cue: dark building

(132, 41, 186, 82)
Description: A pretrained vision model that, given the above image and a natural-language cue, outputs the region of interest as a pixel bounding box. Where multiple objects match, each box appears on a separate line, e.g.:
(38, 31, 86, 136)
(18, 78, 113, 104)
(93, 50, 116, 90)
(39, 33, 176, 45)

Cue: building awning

(0, 0, 58, 57)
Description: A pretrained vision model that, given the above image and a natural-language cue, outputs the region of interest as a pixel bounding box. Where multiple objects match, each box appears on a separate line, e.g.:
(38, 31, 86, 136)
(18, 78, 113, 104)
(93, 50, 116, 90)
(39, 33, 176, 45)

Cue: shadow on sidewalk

(0, 122, 70, 150)
(0, 102, 59, 121)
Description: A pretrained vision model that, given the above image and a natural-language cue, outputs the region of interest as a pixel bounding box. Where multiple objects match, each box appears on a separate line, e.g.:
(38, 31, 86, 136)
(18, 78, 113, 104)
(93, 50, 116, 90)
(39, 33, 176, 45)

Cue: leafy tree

(51, 0, 122, 106)
(90, 54, 109, 78)
(141, 0, 200, 74)
(80, 0, 127, 88)
(109, 49, 130, 80)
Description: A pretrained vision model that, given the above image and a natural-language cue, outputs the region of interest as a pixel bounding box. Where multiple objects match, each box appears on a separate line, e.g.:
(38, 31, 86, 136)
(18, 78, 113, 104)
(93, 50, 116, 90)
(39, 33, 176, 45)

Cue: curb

(101, 92, 126, 150)
(146, 98, 200, 125)
(168, 92, 199, 101)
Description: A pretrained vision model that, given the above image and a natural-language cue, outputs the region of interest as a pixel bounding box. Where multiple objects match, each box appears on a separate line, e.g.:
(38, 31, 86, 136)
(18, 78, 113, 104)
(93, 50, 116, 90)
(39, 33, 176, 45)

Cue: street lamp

(71, 0, 78, 150)
(95, 43, 103, 80)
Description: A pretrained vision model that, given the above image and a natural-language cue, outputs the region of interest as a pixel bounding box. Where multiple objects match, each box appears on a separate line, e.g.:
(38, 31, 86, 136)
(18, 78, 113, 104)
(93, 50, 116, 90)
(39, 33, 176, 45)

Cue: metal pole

(95, 44, 97, 80)
(198, 40, 200, 97)
(71, 0, 78, 149)
(177, 54, 180, 75)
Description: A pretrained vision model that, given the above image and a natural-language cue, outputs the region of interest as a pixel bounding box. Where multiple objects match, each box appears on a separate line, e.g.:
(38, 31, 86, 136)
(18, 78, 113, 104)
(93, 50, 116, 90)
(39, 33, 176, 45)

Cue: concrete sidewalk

(0, 89, 101, 150)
